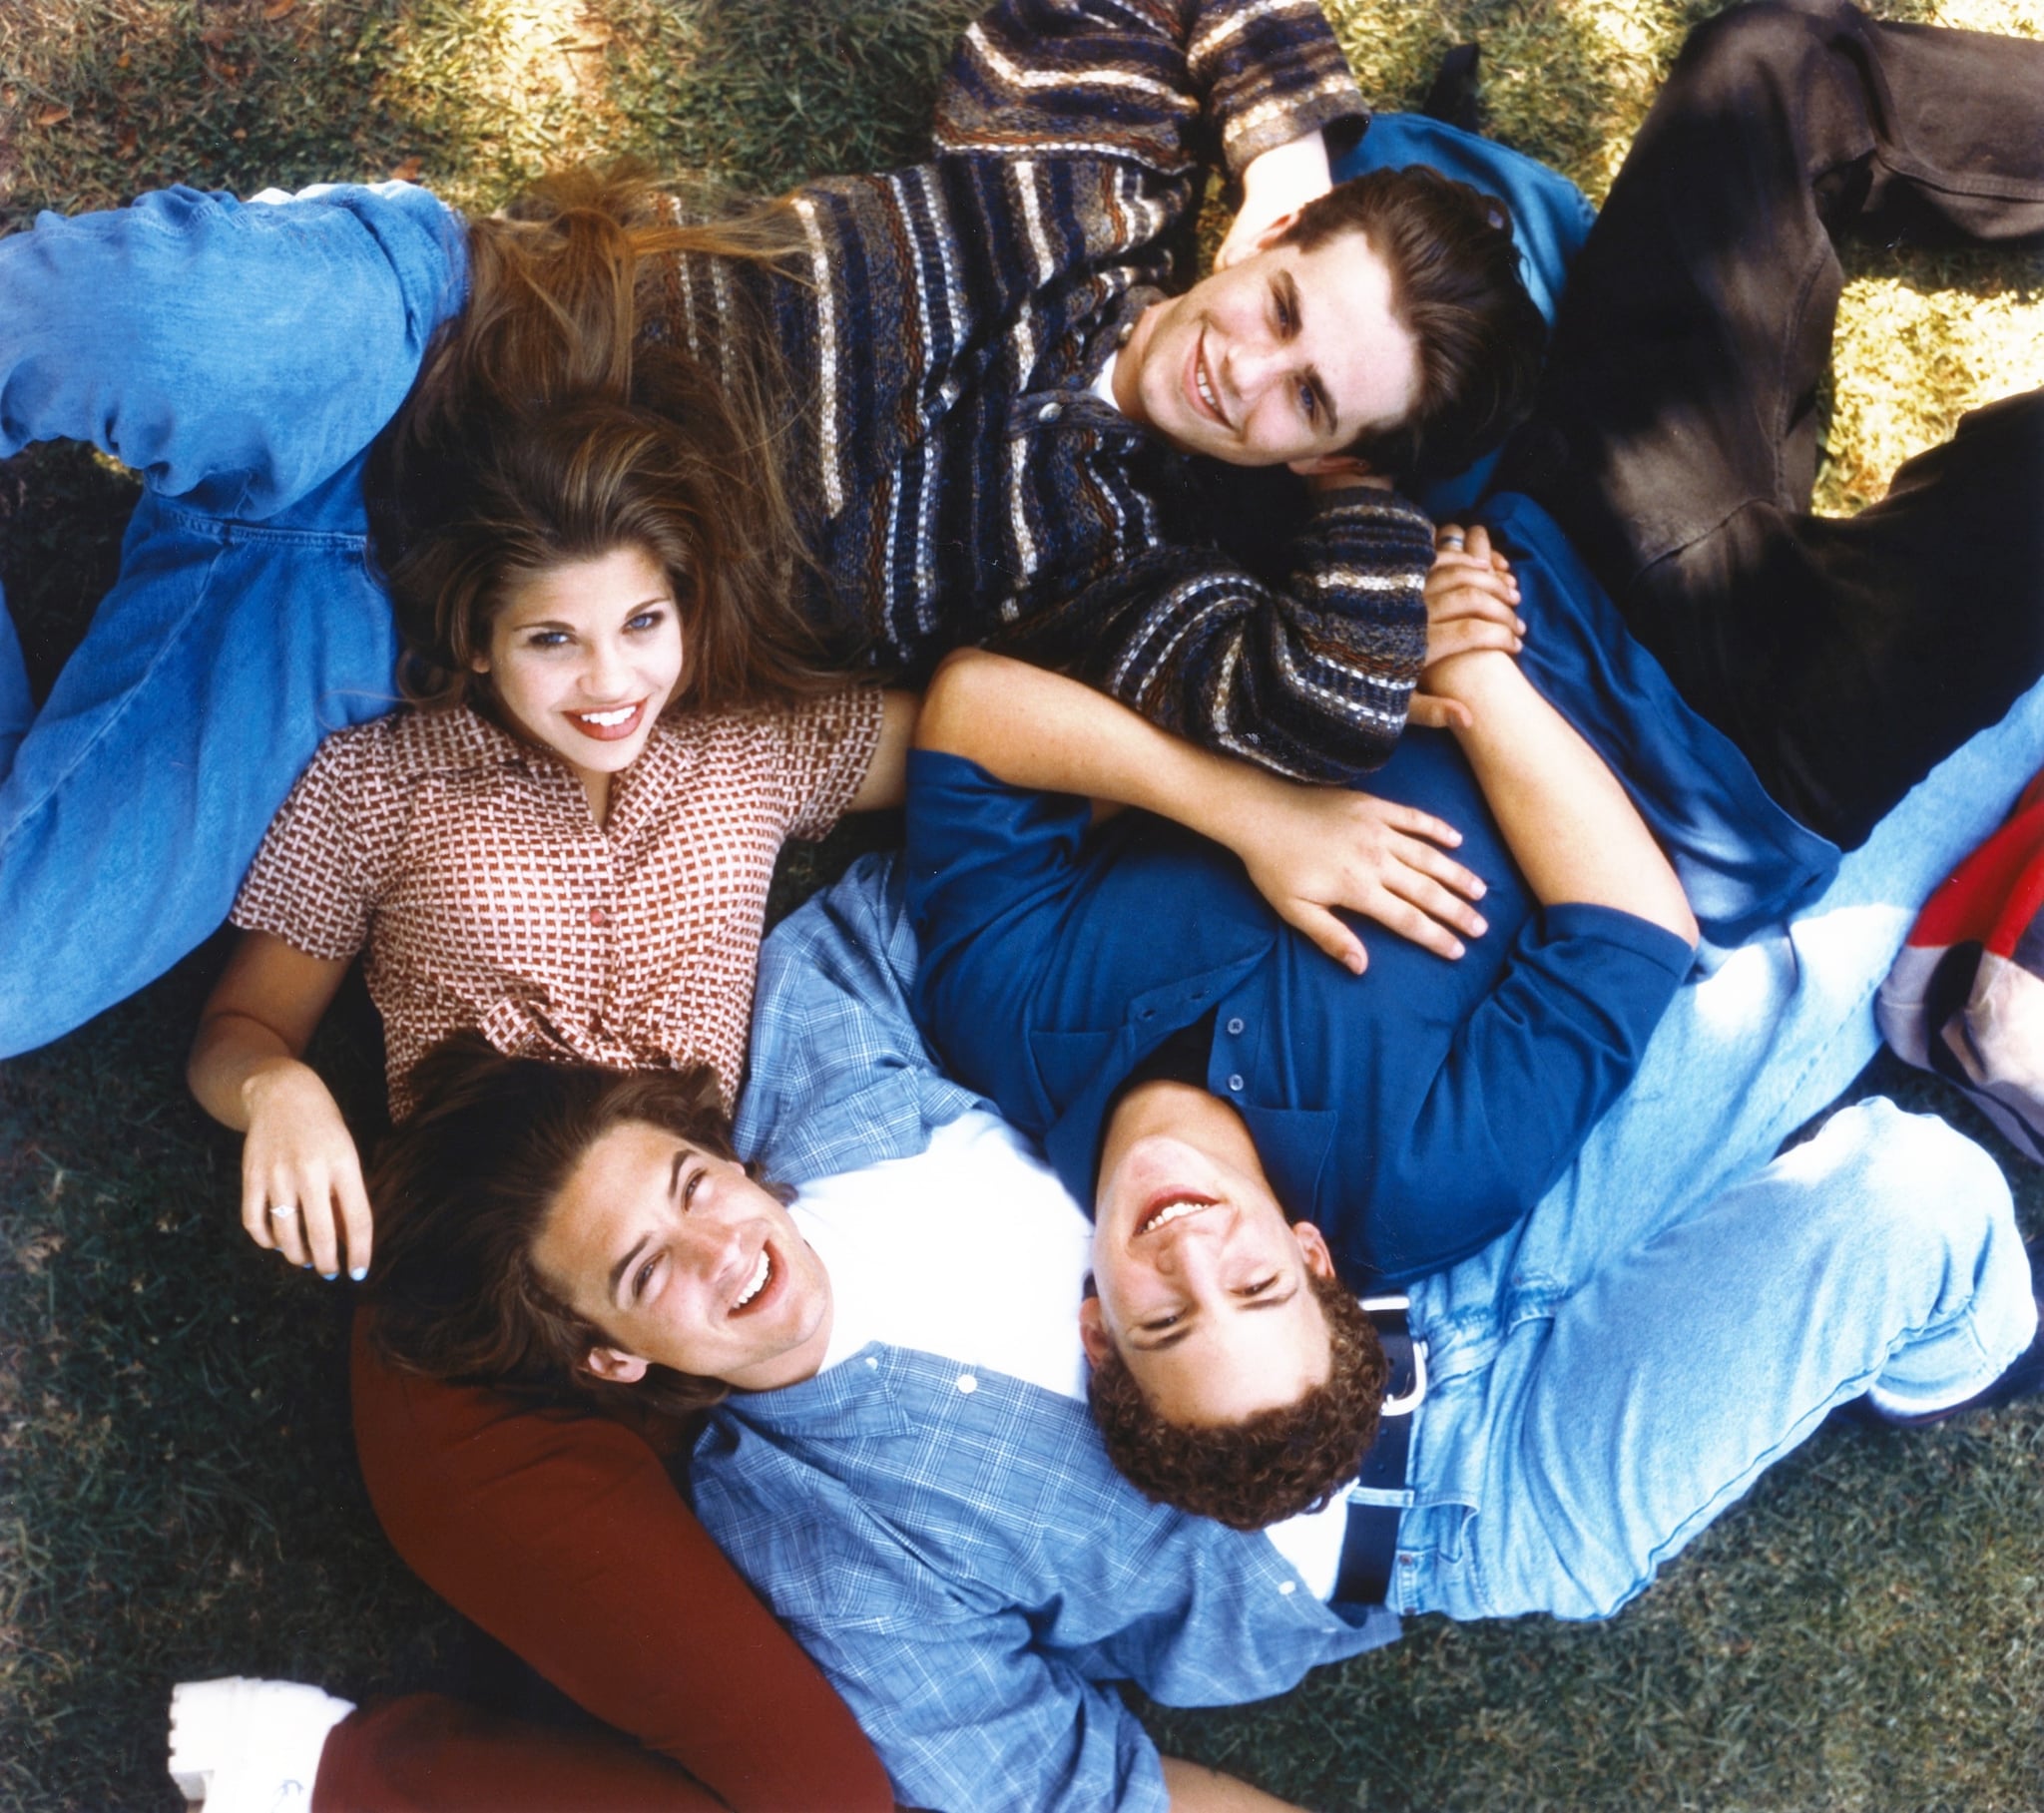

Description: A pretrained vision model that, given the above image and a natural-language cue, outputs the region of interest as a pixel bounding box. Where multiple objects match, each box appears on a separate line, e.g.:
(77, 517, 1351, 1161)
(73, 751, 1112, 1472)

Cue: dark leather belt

(1332, 1296, 1427, 1607)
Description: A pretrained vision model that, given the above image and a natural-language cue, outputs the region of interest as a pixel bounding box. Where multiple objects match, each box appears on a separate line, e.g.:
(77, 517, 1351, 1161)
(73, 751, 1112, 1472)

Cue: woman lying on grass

(181, 186, 919, 1812)
(186, 183, 915, 1286)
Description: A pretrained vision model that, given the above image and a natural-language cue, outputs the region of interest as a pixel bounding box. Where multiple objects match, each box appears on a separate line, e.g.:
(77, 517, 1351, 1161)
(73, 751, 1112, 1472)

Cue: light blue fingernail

(321, 1270, 338, 1281)
(350, 1267, 368, 1282)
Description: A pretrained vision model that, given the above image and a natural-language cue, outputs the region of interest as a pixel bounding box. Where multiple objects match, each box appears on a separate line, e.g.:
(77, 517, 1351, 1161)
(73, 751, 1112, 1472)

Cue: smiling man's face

(1113, 223, 1422, 473)
(533, 1119, 832, 1393)
(1082, 1128, 1338, 1424)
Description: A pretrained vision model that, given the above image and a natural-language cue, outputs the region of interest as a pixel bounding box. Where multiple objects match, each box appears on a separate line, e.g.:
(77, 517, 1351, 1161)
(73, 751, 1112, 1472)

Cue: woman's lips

(565, 700, 647, 742)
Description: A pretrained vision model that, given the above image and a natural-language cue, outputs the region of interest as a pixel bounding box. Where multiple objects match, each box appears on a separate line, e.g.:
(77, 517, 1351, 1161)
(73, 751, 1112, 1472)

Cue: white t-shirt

(791, 1109, 1353, 1596)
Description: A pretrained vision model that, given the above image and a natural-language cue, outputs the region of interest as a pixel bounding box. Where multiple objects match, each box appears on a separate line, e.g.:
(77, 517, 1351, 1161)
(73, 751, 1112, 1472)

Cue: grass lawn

(4, 0, 2044, 1807)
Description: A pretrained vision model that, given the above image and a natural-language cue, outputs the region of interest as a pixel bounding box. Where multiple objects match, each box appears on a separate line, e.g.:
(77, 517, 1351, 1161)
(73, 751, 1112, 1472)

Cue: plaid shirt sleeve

(794, 1600, 1173, 1813)
(736, 852, 987, 1182)
(933, 0, 1366, 179)
(229, 722, 387, 960)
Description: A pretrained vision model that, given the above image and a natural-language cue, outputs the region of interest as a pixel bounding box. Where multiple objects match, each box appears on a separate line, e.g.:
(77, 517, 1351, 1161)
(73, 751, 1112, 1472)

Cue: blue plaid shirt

(694, 1346, 1397, 1813)
(723, 859, 1395, 1810)
(735, 852, 984, 1184)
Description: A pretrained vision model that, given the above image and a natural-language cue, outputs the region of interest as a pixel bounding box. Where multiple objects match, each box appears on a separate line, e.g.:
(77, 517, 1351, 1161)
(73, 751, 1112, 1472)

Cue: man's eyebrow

(608, 1234, 651, 1307)
(1136, 1308, 1194, 1357)
(1279, 270, 1339, 437)
(607, 1150, 687, 1303)
(1306, 365, 1337, 438)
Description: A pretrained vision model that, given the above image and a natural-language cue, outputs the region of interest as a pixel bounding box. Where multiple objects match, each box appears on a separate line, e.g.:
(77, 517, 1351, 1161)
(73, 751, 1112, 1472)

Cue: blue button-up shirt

(905, 744, 1697, 1284)
(694, 1345, 1397, 1813)
(899, 489, 1840, 1285)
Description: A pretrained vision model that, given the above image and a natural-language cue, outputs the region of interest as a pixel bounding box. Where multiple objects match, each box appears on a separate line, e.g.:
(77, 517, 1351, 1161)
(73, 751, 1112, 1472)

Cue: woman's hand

(1229, 778, 1488, 973)
(238, 1060, 374, 1279)
(1215, 130, 1331, 269)
(1410, 522, 1524, 730)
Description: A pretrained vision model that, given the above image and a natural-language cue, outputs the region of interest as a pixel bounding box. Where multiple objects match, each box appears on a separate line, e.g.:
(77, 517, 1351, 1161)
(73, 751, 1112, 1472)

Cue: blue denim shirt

(693, 1344, 1397, 1813)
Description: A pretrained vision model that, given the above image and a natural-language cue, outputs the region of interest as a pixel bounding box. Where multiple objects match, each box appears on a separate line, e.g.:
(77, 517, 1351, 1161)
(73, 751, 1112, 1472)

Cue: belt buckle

(1358, 1293, 1428, 1417)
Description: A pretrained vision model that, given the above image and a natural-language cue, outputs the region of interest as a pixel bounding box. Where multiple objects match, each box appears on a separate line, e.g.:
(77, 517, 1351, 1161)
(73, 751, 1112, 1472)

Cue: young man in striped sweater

(1, 0, 1543, 1058)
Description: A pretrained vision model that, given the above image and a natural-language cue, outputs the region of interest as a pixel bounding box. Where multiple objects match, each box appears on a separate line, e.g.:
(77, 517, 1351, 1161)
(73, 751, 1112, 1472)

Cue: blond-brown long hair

(368, 162, 854, 716)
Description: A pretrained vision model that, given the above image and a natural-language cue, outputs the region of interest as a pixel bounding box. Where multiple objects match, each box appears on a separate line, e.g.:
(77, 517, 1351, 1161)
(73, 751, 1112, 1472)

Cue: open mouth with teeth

(1135, 1195, 1214, 1237)
(567, 700, 647, 742)
(1190, 332, 1224, 426)
(731, 1245, 775, 1315)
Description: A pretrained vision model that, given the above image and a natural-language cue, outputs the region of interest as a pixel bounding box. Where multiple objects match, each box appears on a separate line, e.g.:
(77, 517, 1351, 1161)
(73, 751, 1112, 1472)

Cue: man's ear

(1253, 210, 1300, 252)
(1078, 1294, 1116, 1369)
(1291, 1220, 1337, 1280)
(581, 1344, 651, 1385)
(1286, 449, 1375, 481)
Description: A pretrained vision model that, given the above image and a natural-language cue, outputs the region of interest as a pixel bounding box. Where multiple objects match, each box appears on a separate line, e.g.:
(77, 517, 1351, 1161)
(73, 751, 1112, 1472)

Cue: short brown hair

(365, 1035, 763, 1420)
(1279, 166, 1545, 486)
(1086, 1270, 1389, 1529)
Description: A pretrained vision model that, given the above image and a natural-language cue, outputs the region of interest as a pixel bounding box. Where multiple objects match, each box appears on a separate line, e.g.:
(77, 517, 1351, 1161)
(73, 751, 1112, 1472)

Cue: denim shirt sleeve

(791, 1589, 1173, 1813)
(736, 851, 987, 1183)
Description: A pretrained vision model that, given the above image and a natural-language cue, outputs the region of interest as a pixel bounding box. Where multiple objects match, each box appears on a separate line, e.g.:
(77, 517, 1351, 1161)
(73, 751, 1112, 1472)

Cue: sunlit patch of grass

(1822, 259, 2044, 514)
(371, 0, 631, 210)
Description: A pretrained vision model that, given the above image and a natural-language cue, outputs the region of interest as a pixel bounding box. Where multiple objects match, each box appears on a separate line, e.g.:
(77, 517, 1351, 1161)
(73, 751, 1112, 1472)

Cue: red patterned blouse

(231, 693, 884, 1117)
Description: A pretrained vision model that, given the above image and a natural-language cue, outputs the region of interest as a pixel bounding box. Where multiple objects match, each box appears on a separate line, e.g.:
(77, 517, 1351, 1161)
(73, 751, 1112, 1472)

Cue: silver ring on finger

(1438, 533, 1466, 551)
(268, 1202, 300, 1219)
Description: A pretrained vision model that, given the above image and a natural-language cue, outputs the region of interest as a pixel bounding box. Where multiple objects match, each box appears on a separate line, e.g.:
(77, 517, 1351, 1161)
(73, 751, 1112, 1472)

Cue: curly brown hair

(1086, 1269, 1388, 1530)
(1279, 165, 1545, 487)
(365, 1034, 778, 1421)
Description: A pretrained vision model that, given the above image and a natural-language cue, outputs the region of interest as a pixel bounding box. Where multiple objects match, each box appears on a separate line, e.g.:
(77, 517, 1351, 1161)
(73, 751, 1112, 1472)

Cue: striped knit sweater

(652, 0, 1436, 782)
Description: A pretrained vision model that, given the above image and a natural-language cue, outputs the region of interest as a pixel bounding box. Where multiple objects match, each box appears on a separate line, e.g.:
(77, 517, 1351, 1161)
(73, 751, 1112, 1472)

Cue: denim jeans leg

(0, 181, 466, 517)
(1407, 666, 2044, 1384)
(0, 460, 398, 1056)
(1406, 1101, 2030, 1623)
(0, 181, 466, 1053)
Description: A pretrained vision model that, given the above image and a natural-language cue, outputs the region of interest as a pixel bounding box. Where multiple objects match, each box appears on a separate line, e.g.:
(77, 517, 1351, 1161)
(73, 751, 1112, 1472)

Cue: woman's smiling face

(474, 544, 685, 799)
(532, 1119, 833, 1393)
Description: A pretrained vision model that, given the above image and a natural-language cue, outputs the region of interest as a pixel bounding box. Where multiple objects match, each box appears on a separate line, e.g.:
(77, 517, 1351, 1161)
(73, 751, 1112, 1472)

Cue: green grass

(5, 1, 2044, 1807)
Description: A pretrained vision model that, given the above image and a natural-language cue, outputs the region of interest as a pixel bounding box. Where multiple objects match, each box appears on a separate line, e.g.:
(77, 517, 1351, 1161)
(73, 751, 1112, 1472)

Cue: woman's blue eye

(626, 610, 667, 634)
(635, 1255, 660, 1299)
(1296, 382, 1316, 421)
(526, 630, 572, 650)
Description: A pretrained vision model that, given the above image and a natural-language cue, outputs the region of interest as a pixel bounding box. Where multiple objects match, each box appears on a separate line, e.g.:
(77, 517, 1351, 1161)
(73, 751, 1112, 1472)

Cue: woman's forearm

(1438, 650, 1698, 945)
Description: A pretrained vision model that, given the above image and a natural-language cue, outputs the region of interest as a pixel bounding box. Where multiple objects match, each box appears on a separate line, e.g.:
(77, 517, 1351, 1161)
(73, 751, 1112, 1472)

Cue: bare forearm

(1441, 652, 1698, 945)
(1162, 1755, 1308, 1812)
(188, 1015, 317, 1133)
(916, 650, 1288, 845)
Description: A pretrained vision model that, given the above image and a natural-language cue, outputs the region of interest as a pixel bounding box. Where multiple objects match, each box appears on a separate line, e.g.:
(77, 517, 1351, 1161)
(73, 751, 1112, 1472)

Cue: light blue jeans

(1396, 679, 2044, 1622)
(0, 182, 466, 1055)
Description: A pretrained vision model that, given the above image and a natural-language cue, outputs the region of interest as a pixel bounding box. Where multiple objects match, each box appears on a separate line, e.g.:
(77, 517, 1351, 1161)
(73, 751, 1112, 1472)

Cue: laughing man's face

(1114, 224, 1421, 473)
(1081, 1131, 1337, 1423)
(533, 1119, 832, 1393)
